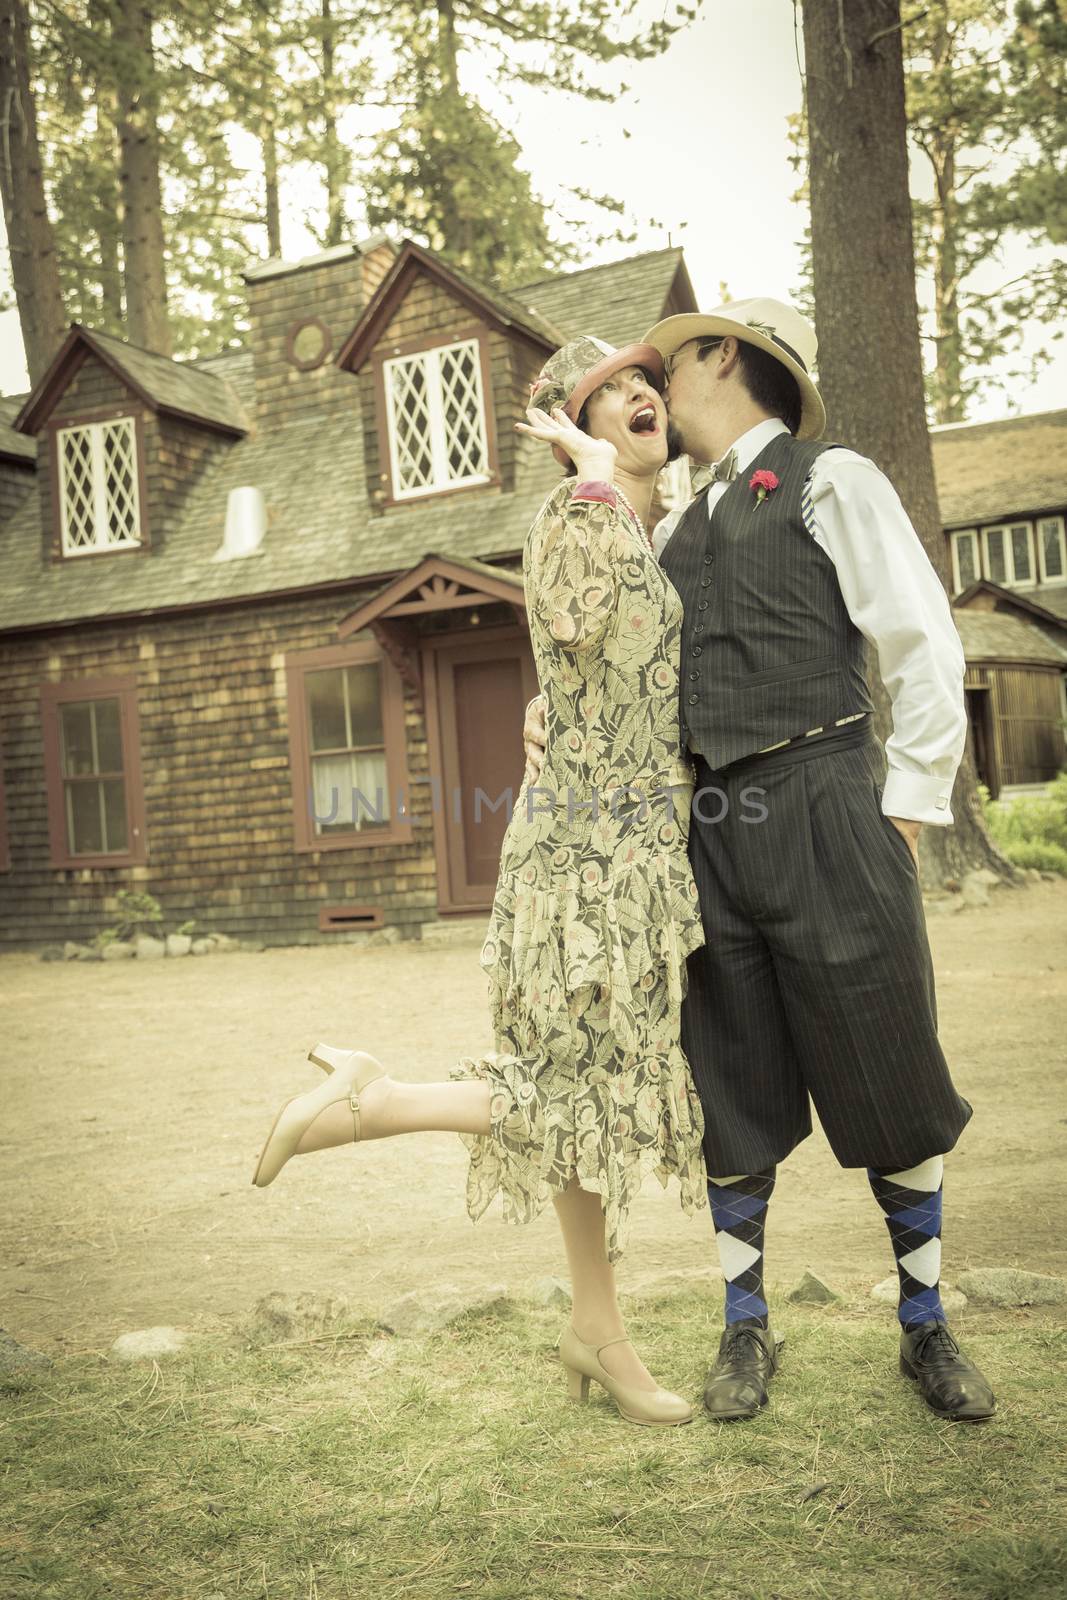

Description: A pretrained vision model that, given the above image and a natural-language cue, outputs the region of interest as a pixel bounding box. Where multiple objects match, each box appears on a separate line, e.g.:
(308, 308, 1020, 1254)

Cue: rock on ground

(956, 1268, 1067, 1307)
(0, 1328, 53, 1372)
(787, 1269, 842, 1305)
(377, 1283, 508, 1336)
(109, 1326, 192, 1361)
(529, 1276, 572, 1309)
(101, 941, 136, 960)
(246, 1290, 350, 1343)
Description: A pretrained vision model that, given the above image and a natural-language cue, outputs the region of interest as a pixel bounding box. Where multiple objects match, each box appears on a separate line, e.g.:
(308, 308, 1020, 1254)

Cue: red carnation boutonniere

(749, 469, 780, 508)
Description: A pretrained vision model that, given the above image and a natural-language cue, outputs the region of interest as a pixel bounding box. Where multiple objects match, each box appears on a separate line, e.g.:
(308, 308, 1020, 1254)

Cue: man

(524, 297, 995, 1424)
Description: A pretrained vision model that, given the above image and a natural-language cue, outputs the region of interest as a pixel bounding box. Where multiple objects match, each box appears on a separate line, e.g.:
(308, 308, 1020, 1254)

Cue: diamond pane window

(57, 418, 141, 553)
(384, 339, 490, 499)
(59, 698, 129, 855)
(306, 664, 389, 835)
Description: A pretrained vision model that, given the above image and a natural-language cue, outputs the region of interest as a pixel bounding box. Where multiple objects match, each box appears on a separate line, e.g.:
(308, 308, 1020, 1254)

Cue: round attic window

(287, 317, 331, 370)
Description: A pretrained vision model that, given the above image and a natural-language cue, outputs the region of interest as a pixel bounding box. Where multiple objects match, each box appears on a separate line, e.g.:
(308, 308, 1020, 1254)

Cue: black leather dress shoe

(899, 1321, 996, 1421)
(703, 1323, 784, 1421)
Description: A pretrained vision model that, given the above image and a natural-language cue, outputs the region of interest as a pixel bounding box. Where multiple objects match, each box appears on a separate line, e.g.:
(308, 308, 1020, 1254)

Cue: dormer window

(383, 337, 490, 499)
(56, 416, 142, 554)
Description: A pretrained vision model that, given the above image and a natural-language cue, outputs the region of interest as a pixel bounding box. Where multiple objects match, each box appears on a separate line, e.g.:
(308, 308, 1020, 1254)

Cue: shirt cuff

(882, 768, 955, 826)
(571, 480, 618, 506)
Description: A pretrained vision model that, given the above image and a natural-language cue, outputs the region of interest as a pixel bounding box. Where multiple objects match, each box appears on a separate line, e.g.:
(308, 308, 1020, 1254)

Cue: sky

(1, 0, 1063, 422)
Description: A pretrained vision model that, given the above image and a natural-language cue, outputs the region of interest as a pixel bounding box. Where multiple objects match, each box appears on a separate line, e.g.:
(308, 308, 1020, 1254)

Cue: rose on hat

(643, 297, 825, 442)
(527, 335, 666, 467)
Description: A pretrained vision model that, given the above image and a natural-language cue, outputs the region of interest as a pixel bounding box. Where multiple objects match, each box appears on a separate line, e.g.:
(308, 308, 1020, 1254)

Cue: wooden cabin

(932, 408, 1067, 795)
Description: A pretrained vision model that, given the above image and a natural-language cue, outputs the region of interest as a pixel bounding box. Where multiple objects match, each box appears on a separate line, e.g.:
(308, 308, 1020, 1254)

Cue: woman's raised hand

(516, 406, 617, 483)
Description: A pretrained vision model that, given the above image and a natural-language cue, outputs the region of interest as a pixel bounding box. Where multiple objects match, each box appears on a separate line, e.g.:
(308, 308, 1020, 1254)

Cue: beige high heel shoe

(558, 1325, 693, 1427)
(251, 1043, 386, 1188)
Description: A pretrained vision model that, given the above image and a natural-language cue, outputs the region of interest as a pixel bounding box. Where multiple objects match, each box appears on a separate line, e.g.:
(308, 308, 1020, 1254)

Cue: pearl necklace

(614, 482, 653, 551)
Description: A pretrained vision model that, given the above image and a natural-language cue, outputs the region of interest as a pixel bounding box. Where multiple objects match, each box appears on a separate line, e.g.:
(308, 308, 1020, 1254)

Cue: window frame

(39, 674, 148, 868)
(373, 328, 499, 507)
(1037, 513, 1067, 585)
(950, 528, 979, 595)
(49, 406, 148, 558)
(981, 520, 1036, 589)
(285, 638, 414, 853)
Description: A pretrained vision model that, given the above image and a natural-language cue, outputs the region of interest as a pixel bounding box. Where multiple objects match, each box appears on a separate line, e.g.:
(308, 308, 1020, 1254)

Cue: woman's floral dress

(450, 478, 708, 1262)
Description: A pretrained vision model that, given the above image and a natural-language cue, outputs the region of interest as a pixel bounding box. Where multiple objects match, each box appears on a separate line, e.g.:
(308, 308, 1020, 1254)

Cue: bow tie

(692, 449, 739, 493)
(709, 448, 739, 484)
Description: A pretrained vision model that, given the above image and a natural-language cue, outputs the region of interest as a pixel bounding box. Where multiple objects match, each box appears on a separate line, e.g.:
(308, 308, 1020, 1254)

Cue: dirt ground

(2, 881, 1065, 1356)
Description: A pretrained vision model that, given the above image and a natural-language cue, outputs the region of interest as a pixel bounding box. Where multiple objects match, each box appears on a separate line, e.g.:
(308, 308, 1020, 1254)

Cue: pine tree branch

(868, 8, 928, 50)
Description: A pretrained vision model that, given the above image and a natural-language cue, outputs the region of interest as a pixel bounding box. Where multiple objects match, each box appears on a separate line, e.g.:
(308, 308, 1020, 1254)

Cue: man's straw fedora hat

(644, 297, 826, 442)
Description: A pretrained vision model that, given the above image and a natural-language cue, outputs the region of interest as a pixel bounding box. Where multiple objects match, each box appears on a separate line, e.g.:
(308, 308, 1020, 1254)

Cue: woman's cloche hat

(643, 297, 826, 442)
(528, 335, 666, 467)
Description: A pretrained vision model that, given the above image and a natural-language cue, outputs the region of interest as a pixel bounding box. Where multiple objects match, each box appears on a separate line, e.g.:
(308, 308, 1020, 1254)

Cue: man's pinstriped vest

(659, 431, 874, 768)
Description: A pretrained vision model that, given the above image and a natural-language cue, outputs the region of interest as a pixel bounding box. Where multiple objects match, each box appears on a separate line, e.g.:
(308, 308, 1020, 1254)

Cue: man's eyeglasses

(663, 338, 723, 384)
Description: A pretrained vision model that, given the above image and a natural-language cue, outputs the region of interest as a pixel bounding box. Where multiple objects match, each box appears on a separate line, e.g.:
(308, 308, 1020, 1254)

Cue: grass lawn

(2, 1292, 1064, 1600)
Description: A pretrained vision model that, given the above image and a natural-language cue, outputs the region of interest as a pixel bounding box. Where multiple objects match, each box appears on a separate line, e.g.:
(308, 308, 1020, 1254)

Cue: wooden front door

(966, 687, 998, 798)
(424, 628, 538, 912)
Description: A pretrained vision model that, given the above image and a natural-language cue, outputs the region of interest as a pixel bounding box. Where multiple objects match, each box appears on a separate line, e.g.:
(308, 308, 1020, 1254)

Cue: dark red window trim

(285, 638, 414, 853)
(39, 674, 148, 868)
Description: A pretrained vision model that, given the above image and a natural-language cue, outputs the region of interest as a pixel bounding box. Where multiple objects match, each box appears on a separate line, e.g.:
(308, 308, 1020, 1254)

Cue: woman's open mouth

(628, 404, 659, 435)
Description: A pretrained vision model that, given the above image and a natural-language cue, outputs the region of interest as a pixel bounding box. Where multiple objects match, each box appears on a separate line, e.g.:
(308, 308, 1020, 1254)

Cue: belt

(692, 714, 874, 778)
(687, 712, 869, 764)
(754, 710, 869, 755)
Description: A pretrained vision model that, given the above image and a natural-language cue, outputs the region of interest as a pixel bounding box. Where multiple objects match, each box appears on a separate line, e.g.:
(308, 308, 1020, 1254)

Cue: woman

(252, 336, 708, 1427)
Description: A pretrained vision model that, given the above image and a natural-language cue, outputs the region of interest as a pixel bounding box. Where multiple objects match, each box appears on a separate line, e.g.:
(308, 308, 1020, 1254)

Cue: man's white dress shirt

(653, 418, 967, 826)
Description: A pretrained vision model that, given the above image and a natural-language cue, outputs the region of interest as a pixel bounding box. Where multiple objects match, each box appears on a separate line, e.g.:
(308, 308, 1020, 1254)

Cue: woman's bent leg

(294, 1073, 491, 1155)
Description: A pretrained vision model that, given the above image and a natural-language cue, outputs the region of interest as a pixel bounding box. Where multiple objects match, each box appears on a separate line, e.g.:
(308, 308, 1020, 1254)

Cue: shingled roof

(1031, 584, 1067, 623)
(515, 248, 694, 348)
(953, 609, 1067, 665)
(14, 325, 251, 437)
(0, 397, 35, 466)
(931, 408, 1067, 529)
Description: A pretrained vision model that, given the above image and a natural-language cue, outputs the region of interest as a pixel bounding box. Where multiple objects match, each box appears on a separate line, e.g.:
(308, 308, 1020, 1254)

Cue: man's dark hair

(696, 336, 803, 436)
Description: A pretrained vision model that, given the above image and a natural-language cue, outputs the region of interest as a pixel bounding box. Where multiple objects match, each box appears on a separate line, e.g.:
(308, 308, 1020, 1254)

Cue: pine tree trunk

(0, 0, 67, 383)
(115, 0, 171, 354)
(320, 0, 345, 246)
(435, 0, 471, 261)
(927, 8, 964, 425)
(262, 111, 281, 257)
(931, 138, 964, 424)
(94, 101, 124, 329)
(801, 0, 1012, 885)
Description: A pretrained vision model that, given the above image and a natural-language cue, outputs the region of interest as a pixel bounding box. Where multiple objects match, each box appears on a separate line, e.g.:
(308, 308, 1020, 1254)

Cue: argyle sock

(707, 1168, 776, 1328)
(868, 1156, 946, 1330)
